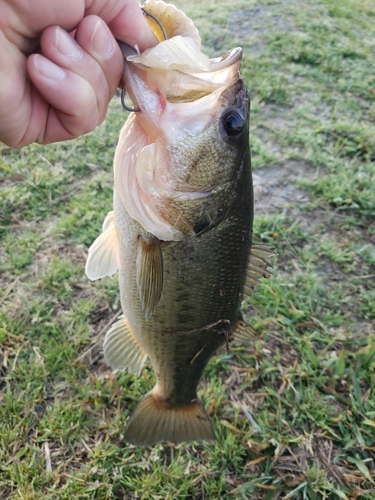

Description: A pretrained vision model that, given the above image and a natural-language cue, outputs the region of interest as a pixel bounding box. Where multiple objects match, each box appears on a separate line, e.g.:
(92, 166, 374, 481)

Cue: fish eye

(222, 109, 246, 138)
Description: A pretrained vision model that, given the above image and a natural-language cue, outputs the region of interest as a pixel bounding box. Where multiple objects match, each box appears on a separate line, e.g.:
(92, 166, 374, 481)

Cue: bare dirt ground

(253, 160, 313, 213)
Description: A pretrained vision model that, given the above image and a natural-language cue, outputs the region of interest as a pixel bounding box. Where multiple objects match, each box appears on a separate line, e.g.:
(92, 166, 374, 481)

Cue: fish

(85, 0, 273, 446)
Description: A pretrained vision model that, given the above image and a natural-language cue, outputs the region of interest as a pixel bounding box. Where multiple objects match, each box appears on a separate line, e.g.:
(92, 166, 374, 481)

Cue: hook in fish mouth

(141, 7, 169, 41)
(119, 7, 169, 113)
(120, 86, 141, 113)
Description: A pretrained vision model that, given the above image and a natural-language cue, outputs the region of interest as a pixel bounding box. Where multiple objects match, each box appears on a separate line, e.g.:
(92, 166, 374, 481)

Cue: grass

(1, 0, 375, 498)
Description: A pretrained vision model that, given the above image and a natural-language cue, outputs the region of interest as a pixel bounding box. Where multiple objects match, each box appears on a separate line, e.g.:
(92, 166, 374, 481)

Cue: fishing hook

(121, 86, 140, 113)
(141, 7, 169, 41)
(120, 7, 169, 113)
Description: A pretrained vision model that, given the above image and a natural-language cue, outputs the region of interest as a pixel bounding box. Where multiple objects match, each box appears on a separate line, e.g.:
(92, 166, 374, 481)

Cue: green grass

(1, 0, 375, 498)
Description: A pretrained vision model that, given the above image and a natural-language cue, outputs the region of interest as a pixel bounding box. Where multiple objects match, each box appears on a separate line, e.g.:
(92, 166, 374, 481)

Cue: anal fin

(124, 391, 215, 446)
(85, 211, 120, 281)
(136, 236, 163, 320)
(103, 315, 147, 375)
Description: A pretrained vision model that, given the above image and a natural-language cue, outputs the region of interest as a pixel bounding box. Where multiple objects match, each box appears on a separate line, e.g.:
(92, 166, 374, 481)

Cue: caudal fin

(123, 391, 215, 446)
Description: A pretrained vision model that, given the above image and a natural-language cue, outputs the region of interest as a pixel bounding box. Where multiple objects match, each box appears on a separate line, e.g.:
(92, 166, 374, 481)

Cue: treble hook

(120, 7, 169, 113)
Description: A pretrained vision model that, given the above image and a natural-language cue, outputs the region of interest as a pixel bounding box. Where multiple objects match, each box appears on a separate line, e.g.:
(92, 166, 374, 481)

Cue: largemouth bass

(86, 0, 272, 446)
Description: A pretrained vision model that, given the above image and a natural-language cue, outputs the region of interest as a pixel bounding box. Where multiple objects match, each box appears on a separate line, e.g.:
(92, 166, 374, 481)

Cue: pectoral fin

(243, 242, 274, 297)
(85, 211, 120, 281)
(103, 315, 147, 375)
(136, 236, 163, 320)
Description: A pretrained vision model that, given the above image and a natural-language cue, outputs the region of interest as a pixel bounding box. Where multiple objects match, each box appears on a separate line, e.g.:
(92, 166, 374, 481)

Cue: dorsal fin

(85, 211, 120, 281)
(243, 242, 274, 297)
(136, 236, 164, 320)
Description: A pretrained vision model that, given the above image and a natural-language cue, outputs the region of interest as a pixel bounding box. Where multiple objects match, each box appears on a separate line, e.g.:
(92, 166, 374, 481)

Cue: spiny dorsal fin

(232, 319, 257, 344)
(103, 315, 147, 375)
(136, 236, 163, 320)
(85, 211, 119, 281)
(123, 391, 215, 446)
(243, 242, 274, 297)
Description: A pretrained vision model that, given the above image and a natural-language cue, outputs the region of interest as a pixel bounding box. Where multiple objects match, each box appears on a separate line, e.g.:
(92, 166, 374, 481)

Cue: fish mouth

(121, 0, 243, 103)
(122, 50, 243, 127)
(120, 4, 243, 109)
(123, 38, 243, 105)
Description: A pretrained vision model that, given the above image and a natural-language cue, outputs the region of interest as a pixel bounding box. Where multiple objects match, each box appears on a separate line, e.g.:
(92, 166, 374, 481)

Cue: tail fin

(123, 391, 215, 446)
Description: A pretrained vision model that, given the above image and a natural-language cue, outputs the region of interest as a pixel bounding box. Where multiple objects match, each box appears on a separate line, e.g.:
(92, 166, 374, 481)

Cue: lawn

(1, 0, 374, 498)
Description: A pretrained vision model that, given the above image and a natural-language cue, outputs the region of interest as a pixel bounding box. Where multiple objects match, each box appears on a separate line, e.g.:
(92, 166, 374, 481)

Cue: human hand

(0, 0, 157, 147)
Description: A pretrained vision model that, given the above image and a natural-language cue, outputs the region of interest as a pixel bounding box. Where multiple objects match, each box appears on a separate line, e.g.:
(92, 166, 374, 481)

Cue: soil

(253, 160, 314, 213)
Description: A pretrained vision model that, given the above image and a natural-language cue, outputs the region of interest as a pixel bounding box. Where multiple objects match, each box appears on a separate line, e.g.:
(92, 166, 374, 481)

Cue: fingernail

(55, 26, 82, 60)
(91, 20, 113, 57)
(34, 54, 66, 81)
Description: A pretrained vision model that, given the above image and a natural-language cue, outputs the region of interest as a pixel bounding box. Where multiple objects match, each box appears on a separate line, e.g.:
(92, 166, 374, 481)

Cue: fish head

(115, 2, 250, 241)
